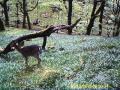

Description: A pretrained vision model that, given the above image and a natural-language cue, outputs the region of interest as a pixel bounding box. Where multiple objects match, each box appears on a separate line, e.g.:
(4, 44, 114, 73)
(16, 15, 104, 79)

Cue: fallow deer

(11, 43, 42, 67)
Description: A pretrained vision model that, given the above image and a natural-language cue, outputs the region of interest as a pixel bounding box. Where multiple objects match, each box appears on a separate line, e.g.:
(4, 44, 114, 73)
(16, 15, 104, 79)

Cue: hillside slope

(0, 28, 120, 89)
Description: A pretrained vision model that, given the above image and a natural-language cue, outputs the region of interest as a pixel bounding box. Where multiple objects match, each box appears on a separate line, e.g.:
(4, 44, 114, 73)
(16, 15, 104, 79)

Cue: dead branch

(27, 0, 39, 12)
(0, 18, 81, 55)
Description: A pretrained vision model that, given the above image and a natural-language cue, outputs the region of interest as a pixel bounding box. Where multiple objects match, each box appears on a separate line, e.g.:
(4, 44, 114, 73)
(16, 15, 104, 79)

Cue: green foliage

(0, 0, 118, 89)
(0, 29, 120, 89)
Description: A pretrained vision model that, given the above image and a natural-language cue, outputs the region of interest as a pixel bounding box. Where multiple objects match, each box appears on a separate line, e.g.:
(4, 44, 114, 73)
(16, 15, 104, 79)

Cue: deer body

(13, 44, 42, 67)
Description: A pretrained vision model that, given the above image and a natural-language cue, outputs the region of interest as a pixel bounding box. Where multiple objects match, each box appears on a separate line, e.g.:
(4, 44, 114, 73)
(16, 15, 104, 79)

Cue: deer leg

(37, 57, 42, 68)
(34, 53, 41, 64)
(25, 57, 28, 67)
(35, 55, 41, 65)
(35, 55, 41, 67)
(33, 53, 42, 67)
(34, 57, 41, 68)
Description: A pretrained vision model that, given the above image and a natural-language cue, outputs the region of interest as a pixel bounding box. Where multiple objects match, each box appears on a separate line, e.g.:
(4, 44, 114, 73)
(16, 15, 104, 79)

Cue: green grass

(9, 0, 92, 34)
(0, 28, 120, 89)
(0, 0, 120, 89)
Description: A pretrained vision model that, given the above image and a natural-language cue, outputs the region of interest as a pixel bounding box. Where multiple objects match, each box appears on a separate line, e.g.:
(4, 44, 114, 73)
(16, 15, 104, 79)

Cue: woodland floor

(0, 0, 120, 89)
(0, 28, 120, 89)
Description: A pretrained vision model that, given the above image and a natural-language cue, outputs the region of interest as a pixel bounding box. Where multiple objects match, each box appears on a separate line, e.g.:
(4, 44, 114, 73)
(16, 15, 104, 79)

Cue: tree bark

(112, 0, 120, 37)
(0, 0, 9, 26)
(86, 0, 105, 35)
(26, 12, 31, 29)
(42, 36, 47, 50)
(3, 3, 9, 26)
(113, 18, 117, 36)
(0, 18, 5, 31)
(68, 0, 73, 35)
(0, 18, 81, 54)
(22, 0, 27, 28)
(114, 18, 120, 36)
(86, 0, 97, 35)
(98, 0, 105, 35)
(16, 2, 19, 28)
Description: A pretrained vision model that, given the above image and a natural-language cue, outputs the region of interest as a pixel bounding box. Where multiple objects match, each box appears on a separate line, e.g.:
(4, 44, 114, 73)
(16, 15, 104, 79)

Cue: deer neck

(14, 45, 22, 52)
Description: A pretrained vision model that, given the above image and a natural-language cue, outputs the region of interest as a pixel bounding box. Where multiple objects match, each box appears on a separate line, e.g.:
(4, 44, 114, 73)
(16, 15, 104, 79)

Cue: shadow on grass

(12, 64, 61, 89)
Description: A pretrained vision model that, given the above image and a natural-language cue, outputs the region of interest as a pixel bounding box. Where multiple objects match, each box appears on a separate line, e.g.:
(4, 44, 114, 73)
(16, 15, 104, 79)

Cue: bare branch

(27, 0, 39, 12)
(0, 18, 81, 54)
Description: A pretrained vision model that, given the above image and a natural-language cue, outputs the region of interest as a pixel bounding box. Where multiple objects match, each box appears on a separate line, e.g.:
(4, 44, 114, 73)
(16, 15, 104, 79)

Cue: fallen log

(0, 18, 81, 54)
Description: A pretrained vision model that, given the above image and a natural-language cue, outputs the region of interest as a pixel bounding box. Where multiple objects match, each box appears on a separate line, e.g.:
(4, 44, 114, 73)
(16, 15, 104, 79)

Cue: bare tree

(86, 0, 105, 35)
(112, 0, 120, 36)
(98, 0, 105, 35)
(18, 0, 39, 29)
(15, 1, 19, 28)
(0, 18, 81, 54)
(59, 0, 74, 35)
(0, 0, 9, 26)
(0, 17, 5, 30)
(68, 0, 73, 35)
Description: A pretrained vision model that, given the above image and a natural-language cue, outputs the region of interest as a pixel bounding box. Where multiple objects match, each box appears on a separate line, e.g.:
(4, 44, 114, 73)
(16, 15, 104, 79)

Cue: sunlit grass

(0, 28, 120, 89)
(0, 0, 120, 89)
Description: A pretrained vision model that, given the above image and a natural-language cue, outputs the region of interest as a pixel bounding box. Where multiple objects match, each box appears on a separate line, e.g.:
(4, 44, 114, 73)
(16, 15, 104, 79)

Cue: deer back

(20, 45, 42, 57)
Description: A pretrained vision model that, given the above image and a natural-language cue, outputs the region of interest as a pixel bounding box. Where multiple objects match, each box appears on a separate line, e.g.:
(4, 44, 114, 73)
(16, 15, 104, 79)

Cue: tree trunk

(86, 0, 97, 35)
(26, 13, 31, 29)
(22, 0, 31, 29)
(3, 5, 9, 26)
(113, 18, 118, 36)
(0, 18, 5, 31)
(23, 14, 27, 28)
(98, 0, 105, 35)
(0, 0, 9, 27)
(68, 0, 73, 35)
(0, 0, 9, 26)
(0, 18, 81, 54)
(42, 36, 47, 50)
(114, 19, 120, 36)
(113, 28, 116, 37)
(16, 2, 19, 28)
(22, 0, 27, 28)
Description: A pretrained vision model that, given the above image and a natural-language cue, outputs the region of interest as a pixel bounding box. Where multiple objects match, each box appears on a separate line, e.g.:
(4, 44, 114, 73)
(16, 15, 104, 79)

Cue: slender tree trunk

(86, 0, 97, 35)
(42, 36, 47, 50)
(113, 18, 117, 36)
(0, 18, 5, 31)
(0, 0, 9, 26)
(22, 0, 27, 28)
(98, 0, 105, 35)
(16, 2, 19, 28)
(115, 19, 120, 36)
(68, 0, 73, 35)
(112, 0, 120, 37)
(3, 3, 9, 26)
(26, 13, 31, 29)
(22, 0, 31, 29)
(23, 14, 26, 28)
